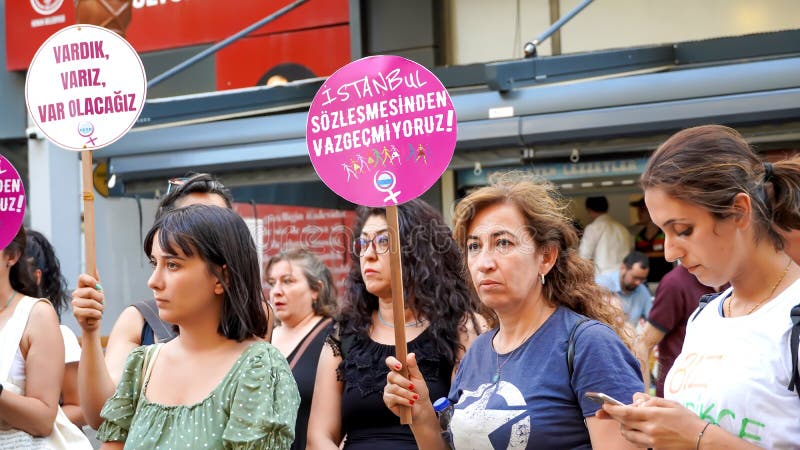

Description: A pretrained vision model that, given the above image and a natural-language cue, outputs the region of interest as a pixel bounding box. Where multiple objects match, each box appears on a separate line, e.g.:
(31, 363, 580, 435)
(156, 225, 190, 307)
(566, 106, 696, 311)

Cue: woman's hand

(383, 353, 431, 420)
(598, 392, 708, 449)
(71, 273, 104, 333)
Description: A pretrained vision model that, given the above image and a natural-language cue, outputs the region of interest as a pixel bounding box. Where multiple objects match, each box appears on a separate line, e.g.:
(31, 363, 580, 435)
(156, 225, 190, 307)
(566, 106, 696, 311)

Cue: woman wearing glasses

(306, 199, 485, 450)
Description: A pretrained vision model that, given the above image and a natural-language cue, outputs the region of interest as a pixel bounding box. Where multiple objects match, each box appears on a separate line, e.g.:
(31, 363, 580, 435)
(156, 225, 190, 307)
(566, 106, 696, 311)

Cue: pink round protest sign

(0, 156, 25, 250)
(25, 24, 146, 151)
(307, 55, 456, 207)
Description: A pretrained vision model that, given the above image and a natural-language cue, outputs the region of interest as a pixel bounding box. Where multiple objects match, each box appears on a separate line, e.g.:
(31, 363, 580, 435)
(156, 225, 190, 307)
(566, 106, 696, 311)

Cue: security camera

(25, 126, 44, 140)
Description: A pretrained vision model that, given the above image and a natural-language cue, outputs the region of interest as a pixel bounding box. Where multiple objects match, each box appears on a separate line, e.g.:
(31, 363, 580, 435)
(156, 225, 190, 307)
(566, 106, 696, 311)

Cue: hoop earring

(540, 273, 546, 285)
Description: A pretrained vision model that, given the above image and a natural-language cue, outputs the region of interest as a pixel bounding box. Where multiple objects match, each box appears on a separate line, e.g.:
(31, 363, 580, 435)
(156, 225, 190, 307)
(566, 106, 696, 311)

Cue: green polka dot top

(97, 341, 300, 450)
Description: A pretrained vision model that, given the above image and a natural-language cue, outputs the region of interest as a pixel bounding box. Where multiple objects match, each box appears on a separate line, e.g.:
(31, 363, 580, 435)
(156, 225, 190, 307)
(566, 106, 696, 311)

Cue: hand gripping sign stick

(25, 24, 146, 301)
(307, 55, 457, 424)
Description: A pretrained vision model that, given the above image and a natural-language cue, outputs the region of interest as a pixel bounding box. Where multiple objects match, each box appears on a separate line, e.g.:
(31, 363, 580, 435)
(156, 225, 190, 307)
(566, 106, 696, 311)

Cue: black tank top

(336, 327, 453, 450)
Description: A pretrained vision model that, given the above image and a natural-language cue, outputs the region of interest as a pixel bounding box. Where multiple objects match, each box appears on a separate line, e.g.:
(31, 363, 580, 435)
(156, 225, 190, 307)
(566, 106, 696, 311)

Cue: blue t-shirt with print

(446, 306, 643, 449)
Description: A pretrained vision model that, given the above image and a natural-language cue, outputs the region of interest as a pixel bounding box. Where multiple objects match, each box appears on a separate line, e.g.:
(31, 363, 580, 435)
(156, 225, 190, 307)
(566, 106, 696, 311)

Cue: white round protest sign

(25, 24, 146, 151)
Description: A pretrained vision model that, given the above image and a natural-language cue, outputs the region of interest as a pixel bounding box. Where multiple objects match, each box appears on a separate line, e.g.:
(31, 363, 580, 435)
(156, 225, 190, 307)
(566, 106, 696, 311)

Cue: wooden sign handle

(386, 205, 412, 425)
(81, 150, 97, 278)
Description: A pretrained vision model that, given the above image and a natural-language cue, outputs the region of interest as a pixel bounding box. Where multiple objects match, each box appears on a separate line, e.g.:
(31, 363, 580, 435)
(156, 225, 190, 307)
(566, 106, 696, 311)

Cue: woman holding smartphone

(600, 125, 800, 448)
(383, 175, 643, 449)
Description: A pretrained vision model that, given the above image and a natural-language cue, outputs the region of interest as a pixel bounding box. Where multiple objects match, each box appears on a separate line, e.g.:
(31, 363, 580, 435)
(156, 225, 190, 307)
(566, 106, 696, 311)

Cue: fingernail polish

(413, 394, 419, 400)
(395, 363, 402, 370)
(408, 383, 414, 391)
(409, 400, 415, 406)
(95, 283, 103, 291)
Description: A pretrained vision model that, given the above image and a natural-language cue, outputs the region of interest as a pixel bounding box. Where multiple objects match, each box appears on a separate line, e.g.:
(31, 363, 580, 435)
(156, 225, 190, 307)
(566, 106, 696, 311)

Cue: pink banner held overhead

(0, 157, 26, 249)
(306, 55, 457, 207)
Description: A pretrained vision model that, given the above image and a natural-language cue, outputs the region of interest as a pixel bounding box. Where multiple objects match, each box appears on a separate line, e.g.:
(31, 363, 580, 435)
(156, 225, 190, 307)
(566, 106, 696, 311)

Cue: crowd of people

(1, 124, 798, 449)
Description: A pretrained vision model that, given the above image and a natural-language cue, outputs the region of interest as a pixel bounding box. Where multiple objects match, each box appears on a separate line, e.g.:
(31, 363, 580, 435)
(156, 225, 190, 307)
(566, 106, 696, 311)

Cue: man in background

(596, 251, 652, 326)
(579, 196, 632, 274)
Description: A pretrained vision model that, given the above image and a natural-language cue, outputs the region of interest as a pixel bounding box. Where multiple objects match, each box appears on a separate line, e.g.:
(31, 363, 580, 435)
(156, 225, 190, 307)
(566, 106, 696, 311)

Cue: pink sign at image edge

(306, 55, 457, 207)
(0, 156, 26, 250)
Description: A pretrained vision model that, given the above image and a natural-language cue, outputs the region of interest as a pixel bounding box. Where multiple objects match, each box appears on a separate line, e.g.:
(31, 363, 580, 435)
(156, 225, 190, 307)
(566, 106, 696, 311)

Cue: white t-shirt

(578, 214, 632, 275)
(665, 281, 800, 449)
(60, 325, 81, 364)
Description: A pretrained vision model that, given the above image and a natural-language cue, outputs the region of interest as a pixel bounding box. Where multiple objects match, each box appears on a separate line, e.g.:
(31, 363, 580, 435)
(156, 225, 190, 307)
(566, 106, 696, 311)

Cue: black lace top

(327, 323, 453, 450)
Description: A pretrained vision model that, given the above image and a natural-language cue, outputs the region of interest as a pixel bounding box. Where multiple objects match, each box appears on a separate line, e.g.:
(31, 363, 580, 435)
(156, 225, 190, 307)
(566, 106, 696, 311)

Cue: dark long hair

(641, 125, 800, 250)
(4, 227, 39, 299)
(144, 204, 266, 341)
(26, 230, 69, 319)
(340, 199, 480, 366)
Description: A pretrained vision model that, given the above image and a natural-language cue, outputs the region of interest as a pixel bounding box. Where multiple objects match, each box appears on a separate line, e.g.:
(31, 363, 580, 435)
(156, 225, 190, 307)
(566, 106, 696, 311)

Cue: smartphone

(584, 392, 625, 406)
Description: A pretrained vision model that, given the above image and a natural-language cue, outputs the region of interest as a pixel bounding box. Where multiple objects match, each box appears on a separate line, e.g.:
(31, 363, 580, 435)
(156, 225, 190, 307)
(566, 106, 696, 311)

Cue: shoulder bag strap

(690, 293, 719, 322)
(788, 303, 800, 398)
(288, 318, 332, 370)
(132, 300, 176, 343)
(136, 343, 163, 414)
(567, 317, 590, 379)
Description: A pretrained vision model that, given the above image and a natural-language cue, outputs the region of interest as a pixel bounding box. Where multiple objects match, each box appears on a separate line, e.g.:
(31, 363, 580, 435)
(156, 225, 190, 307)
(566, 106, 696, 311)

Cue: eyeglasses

(166, 177, 188, 194)
(353, 234, 390, 257)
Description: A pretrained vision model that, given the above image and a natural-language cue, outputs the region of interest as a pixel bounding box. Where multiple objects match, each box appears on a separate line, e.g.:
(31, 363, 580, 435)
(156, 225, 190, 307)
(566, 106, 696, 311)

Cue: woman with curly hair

(307, 199, 485, 450)
(383, 174, 642, 449)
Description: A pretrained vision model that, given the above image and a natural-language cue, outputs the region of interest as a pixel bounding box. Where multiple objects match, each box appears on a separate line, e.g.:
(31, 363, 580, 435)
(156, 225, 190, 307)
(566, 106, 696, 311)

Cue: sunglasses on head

(166, 177, 188, 195)
(166, 177, 226, 196)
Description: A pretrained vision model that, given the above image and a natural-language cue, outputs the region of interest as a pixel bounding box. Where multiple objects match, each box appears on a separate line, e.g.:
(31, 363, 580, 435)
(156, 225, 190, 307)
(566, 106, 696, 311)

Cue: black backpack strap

(567, 318, 590, 378)
(131, 299, 177, 343)
(690, 293, 720, 322)
(788, 303, 800, 398)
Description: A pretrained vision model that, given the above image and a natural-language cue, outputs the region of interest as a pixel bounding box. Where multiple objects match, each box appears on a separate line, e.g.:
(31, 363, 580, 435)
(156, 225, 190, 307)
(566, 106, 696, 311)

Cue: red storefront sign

(233, 202, 356, 294)
(7, 0, 350, 90)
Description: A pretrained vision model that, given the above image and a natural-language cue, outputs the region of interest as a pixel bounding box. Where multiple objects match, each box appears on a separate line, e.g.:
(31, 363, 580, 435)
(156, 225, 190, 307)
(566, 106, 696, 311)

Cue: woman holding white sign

(72, 172, 276, 429)
(382, 175, 643, 449)
(94, 205, 298, 449)
(307, 199, 485, 450)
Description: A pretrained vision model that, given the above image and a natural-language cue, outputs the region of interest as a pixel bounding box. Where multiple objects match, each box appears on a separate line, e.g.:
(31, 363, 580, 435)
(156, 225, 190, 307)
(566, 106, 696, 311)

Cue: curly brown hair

(452, 172, 633, 349)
